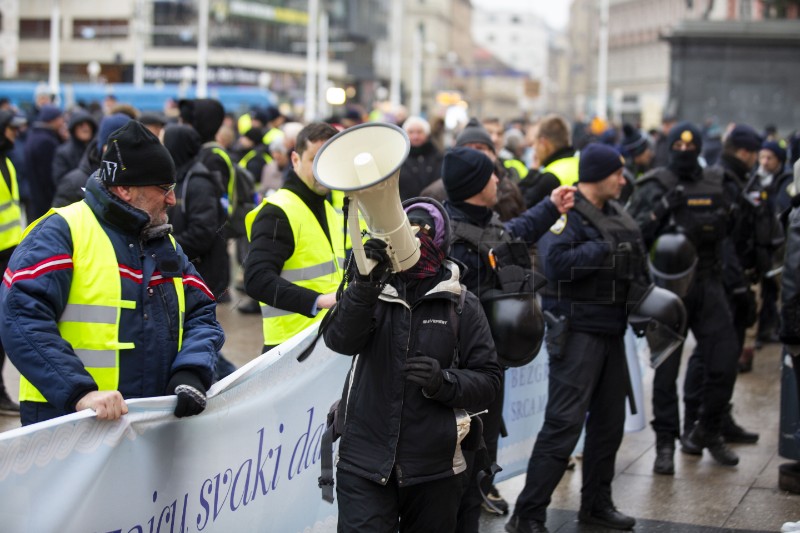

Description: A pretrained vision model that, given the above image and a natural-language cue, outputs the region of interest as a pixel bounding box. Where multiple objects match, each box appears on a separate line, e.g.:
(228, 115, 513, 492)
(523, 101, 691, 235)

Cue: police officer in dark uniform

(506, 144, 643, 533)
(439, 147, 575, 533)
(627, 122, 740, 475)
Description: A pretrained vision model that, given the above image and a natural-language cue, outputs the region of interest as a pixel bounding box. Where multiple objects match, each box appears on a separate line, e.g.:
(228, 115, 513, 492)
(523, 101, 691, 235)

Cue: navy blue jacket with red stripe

(0, 176, 224, 423)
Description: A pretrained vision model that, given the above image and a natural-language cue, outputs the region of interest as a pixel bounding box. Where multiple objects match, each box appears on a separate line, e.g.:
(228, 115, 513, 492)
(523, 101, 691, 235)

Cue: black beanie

(666, 121, 703, 154)
(579, 143, 624, 183)
(100, 121, 176, 186)
(455, 118, 495, 153)
(442, 147, 495, 201)
(727, 124, 762, 152)
(621, 123, 648, 157)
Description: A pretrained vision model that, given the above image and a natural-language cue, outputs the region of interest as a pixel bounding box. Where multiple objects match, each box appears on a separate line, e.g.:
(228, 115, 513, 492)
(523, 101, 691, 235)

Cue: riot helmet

(481, 289, 544, 367)
(648, 232, 697, 298)
(629, 284, 687, 368)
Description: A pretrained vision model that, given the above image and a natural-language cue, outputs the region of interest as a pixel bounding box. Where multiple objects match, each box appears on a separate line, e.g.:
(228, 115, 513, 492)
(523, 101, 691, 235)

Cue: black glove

(167, 370, 207, 418)
(659, 186, 686, 214)
(358, 238, 393, 283)
(404, 355, 444, 396)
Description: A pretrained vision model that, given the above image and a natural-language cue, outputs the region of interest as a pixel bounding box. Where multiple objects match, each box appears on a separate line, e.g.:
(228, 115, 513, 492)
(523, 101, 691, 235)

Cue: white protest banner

(0, 326, 645, 530)
(0, 329, 348, 532)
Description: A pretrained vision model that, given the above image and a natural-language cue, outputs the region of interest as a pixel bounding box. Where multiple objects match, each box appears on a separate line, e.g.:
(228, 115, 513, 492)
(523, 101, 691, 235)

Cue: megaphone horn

(313, 123, 419, 276)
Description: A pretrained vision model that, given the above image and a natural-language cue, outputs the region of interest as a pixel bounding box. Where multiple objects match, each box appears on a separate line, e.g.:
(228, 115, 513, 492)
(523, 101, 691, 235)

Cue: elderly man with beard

(0, 120, 224, 426)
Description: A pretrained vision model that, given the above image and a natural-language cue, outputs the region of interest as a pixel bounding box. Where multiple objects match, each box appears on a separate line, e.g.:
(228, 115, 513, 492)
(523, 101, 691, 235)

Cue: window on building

(19, 19, 51, 40)
(73, 19, 129, 39)
(511, 15, 521, 24)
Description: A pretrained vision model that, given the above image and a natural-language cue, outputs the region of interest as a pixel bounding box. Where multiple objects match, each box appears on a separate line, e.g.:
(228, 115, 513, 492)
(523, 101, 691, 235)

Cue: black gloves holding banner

(167, 370, 207, 418)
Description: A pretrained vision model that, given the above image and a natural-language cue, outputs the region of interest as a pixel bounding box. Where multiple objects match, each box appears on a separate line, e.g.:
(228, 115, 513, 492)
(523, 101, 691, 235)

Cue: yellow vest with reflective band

(504, 158, 529, 180)
(244, 189, 346, 346)
(18, 201, 186, 402)
(330, 190, 368, 244)
(262, 127, 284, 146)
(0, 157, 22, 251)
(211, 147, 236, 216)
(239, 149, 273, 170)
(238, 113, 253, 136)
(543, 155, 579, 186)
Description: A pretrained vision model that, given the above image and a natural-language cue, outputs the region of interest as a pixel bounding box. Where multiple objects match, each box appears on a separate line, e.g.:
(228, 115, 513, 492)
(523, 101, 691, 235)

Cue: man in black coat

(440, 147, 574, 532)
(52, 111, 97, 183)
(507, 144, 643, 533)
(23, 104, 64, 221)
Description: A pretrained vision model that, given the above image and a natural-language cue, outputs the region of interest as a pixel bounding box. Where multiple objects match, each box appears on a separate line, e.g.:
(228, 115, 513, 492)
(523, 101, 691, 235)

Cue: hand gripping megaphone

(313, 122, 420, 276)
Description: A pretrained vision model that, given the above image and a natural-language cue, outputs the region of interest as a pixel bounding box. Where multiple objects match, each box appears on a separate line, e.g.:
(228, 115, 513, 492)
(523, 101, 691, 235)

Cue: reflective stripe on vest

(239, 149, 272, 169)
(18, 201, 185, 402)
(0, 158, 22, 251)
(329, 190, 368, 240)
(504, 158, 529, 180)
(244, 189, 345, 346)
(262, 127, 284, 146)
(544, 155, 579, 186)
(212, 147, 236, 216)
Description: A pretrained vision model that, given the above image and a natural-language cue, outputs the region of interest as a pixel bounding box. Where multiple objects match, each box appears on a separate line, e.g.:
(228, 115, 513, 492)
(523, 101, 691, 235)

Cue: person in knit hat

(617, 123, 654, 203)
(1, 119, 224, 426)
(52, 112, 131, 208)
(628, 120, 752, 477)
(453, 118, 526, 220)
(442, 146, 574, 531)
(507, 142, 644, 533)
(23, 104, 65, 221)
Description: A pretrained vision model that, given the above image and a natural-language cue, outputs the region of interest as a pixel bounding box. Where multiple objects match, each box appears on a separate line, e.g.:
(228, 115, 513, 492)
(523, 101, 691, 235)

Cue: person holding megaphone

(243, 123, 342, 353)
(323, 196, 502, 533)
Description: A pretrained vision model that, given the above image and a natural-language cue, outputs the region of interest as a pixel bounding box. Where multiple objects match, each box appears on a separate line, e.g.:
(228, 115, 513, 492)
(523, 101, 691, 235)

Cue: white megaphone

(313, 122, 420, 276)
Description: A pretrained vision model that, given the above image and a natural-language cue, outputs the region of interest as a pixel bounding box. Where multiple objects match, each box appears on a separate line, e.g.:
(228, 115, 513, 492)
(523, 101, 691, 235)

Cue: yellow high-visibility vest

(245, 189, 345, 346)
(0, 157, 22, 252)
(543, 155, 580, 186)
(18, 201, 185, 402)
(211, 147, 236, 216)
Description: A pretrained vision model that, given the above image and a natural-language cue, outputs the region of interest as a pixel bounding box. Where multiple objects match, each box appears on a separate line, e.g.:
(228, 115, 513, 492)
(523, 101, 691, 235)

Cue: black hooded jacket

(52, 142, 102, 208)
(52, 111, 97, 183)
(324, 261, 501, 487)
(164, 125, 229, 299)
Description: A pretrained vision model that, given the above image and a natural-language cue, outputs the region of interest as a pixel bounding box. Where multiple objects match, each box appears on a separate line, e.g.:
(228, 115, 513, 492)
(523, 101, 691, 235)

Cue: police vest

(544, 155, 579, 186)
(546, 196, 647, 306)
(640, 167, 728, 272)
(18, 201, 186, 402)
(0, 157, 22, 252)
(244, 189, 346, 346)
(450, 214, 515, 296)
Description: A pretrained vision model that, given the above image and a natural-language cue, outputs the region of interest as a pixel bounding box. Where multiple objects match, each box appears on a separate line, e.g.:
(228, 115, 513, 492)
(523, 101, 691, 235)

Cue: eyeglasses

(156, 183, 176, 197)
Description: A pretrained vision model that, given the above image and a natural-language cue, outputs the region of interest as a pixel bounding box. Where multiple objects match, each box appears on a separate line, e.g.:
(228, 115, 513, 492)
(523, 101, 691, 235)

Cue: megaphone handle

(349, 200, 377, 276)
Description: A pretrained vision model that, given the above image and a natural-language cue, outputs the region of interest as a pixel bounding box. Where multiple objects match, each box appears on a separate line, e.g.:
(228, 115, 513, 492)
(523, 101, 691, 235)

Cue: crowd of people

(0, 89, 799, 532)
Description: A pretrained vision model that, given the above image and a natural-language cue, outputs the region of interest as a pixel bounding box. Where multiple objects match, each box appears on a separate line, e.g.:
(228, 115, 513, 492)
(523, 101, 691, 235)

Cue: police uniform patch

(550, 214, 567, 234)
